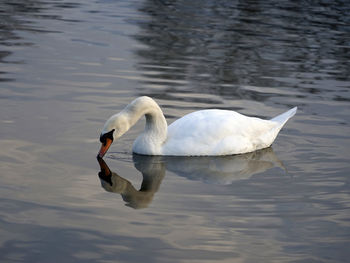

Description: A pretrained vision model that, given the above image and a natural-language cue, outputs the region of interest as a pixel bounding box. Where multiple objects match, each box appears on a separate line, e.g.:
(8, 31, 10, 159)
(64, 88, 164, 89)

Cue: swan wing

(163, 109, 277, 156)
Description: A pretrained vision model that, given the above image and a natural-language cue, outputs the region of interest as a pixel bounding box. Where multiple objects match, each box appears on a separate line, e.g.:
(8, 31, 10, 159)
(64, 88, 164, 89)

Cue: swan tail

(257, 107, 297, 149)
(270, 107, 297, 127)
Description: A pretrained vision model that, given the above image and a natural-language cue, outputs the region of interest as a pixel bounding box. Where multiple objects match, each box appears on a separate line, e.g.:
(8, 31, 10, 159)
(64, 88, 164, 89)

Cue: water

(0, 0, 349, 262)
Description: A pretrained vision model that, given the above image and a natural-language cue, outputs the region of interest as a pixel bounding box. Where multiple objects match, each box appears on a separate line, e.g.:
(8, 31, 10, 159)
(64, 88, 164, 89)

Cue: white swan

(98, 96, 297, 157)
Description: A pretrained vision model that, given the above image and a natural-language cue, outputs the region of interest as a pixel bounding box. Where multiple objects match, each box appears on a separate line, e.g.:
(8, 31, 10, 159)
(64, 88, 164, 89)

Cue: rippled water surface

(1, 0, 350, 262)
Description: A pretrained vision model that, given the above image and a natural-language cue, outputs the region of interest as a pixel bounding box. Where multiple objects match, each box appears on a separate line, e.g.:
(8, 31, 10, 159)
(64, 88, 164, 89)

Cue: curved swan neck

(124, 97, 166, 127)
(121, 96, 168, 154)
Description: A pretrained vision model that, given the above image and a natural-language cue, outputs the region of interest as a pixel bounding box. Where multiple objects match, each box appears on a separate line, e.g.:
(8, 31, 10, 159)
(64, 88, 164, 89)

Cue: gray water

(1, 0, 350, 262)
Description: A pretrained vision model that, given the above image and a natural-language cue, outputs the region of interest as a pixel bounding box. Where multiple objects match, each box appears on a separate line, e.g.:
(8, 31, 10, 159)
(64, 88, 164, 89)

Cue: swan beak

(98, 138, 113, 158)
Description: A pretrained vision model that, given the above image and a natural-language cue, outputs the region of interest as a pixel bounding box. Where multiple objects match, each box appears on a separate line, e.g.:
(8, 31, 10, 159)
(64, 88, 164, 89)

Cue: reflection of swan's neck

(98, 156, 165, 209)
(102, 172, 154, 209)
(126, 97, 168, 154)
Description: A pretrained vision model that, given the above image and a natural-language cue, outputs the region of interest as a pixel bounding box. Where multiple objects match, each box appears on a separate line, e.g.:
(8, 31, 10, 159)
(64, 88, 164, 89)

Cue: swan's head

(98, 113, 129, 158)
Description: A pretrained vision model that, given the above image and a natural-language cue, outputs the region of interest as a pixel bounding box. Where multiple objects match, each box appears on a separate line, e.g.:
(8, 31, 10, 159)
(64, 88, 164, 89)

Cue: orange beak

(98, 137, 113, 158)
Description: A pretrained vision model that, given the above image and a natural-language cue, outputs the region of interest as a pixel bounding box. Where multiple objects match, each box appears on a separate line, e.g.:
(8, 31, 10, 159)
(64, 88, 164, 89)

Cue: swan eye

(99, 129, 115, 145)
(99, 135, 106, 145)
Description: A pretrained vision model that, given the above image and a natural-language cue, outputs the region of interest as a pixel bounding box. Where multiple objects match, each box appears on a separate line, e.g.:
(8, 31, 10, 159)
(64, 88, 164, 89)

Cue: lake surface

(1, 0, 349, 262)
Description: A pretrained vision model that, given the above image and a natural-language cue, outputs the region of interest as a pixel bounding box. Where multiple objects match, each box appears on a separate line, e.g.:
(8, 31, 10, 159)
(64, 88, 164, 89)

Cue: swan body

(99, 96, 297, 157)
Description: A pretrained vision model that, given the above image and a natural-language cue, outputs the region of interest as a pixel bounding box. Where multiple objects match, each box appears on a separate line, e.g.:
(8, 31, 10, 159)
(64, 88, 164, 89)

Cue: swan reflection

(165, 147, 285, 185)
(97, 156, 165, 209)
(97, 147, 284, 209)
